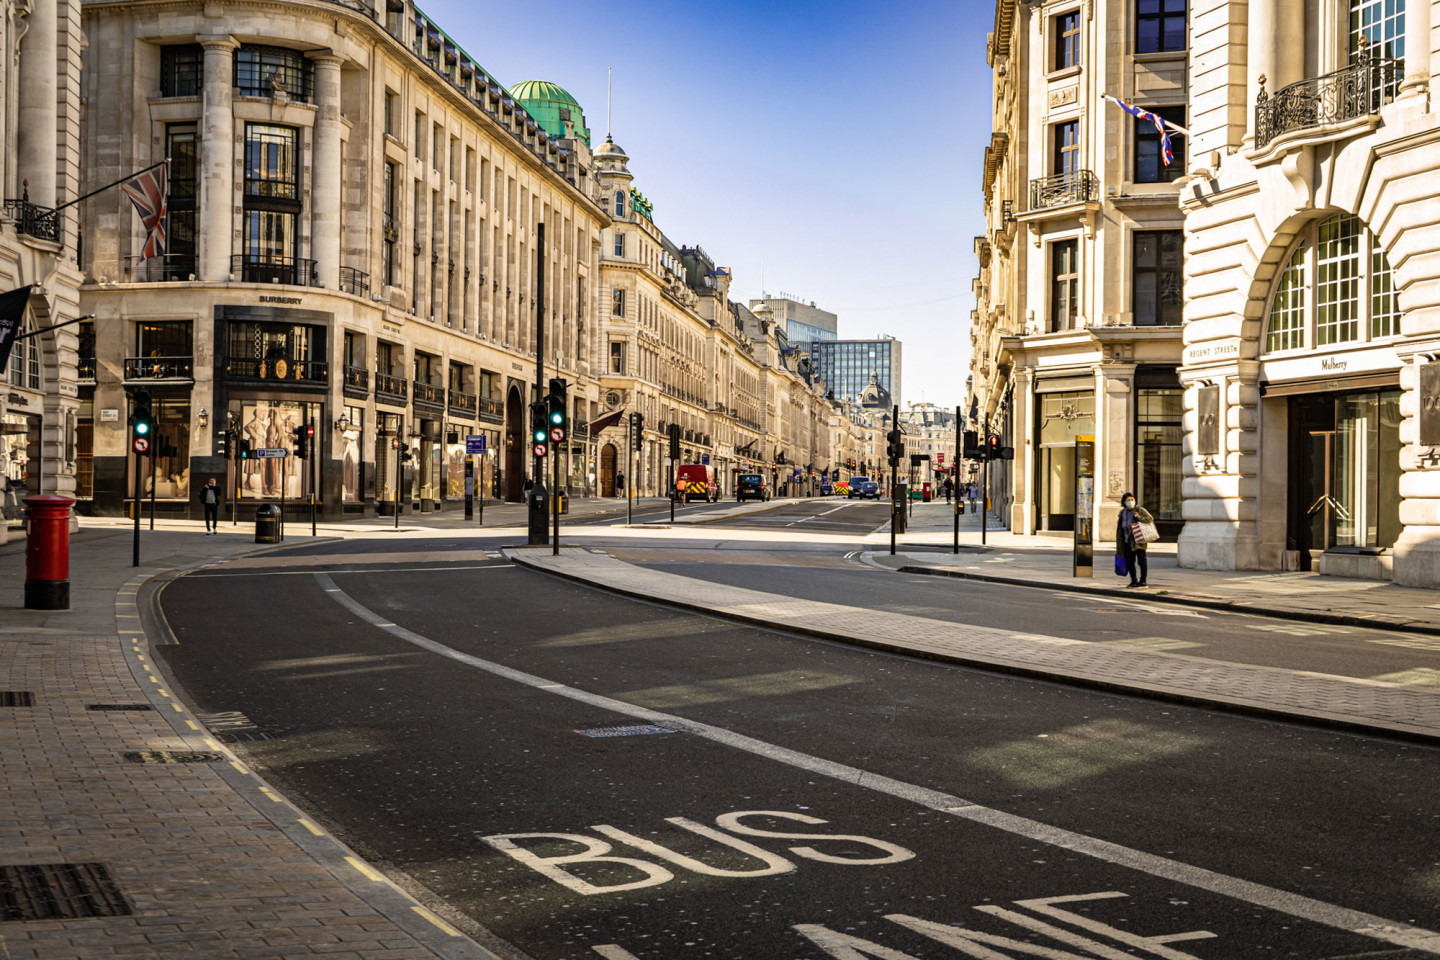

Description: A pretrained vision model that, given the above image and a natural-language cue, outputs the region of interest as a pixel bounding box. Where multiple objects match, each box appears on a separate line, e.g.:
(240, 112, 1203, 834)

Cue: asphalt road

(155, 537, 1440, 960)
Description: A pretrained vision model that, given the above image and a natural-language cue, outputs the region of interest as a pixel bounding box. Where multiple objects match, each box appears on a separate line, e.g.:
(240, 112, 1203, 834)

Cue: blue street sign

(701, 453, 710, 465)
(257, 448, 289, 459)
(466, 434, 487, 455)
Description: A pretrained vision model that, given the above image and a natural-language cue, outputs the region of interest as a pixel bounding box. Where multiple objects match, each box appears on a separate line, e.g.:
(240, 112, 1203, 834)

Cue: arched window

(614, 190, 625, 217)
(1263, 214, 1398, 354)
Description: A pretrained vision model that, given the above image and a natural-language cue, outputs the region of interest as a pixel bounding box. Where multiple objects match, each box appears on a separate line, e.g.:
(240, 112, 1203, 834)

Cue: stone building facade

(1179, 0, 1440, 585)
(972, 0, 1189, 541)
(77, 0, 609, 520)
(1, 0, 85, 544)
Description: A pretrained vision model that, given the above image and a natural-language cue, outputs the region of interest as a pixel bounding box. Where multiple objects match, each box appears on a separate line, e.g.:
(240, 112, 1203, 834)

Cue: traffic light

(218, 430, 233, 460)
(238, 437, 253, 460)
(130, 388, 153, 456)
(398, 441, 414, 463)
(963, 430, 980, 459)
(668, 422, 681, 461)
(156, 433, 179, 459)
(547, 378, 568, 445)
(987, 434, 1001, 459)
(530, 400, 549, 458)
(886, 427, 904, 465)
(291, 424, 310, 460)
(631, 411, 644, 451)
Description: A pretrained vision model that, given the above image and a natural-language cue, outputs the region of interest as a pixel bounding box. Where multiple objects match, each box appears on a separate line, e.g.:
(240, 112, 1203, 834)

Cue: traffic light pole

(981, 448, 989, 547)
(528, 223, 549, 547)
(310, 414, 318, 537)
(148, 446, 157, 532)
(626, 415, 633, 526)
(132, 452, 141, 567)
(552, 432, 560, 556)
(954, 405, 962, 555)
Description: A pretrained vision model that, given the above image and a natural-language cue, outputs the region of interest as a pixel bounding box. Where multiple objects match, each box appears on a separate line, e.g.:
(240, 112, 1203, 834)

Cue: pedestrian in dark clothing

(1116, 491, 1155, 587)
(197, 477, 222, 534)
(942, 477, 953, 503)
(615, 472, 625, 498)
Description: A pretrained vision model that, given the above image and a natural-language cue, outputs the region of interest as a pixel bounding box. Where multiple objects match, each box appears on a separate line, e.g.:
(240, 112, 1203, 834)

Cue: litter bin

(255, 504, 281, 543)
(25, 495, 74, 610)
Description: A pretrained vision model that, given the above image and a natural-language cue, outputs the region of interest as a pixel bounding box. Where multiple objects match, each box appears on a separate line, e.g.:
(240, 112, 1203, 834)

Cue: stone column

(1400, 0, 1433, 98)
(17, 0, 58, 207)
(198, 37, 238, 282)
(309, 53, 344, 290)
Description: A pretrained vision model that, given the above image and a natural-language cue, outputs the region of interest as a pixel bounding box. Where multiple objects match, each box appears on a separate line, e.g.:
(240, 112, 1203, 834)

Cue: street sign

(132, 436, 149, 455)
(257, 448, 289, 458)
(549, 426, 565, 443)
(466, 434, 487, 455)
(533, 442, 547, 458)
(701, 453, 710, 465)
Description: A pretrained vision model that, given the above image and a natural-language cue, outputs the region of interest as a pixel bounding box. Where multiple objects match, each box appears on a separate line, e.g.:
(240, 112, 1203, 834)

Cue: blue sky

(414, 0, 988, 410)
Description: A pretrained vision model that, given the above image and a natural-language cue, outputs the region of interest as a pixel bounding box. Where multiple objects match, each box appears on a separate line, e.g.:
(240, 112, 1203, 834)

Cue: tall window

(1264, 213, 1399, 353)
(1054, 120, 1080, 176)
(614, 190, 625, 217)
(1349, 0, 1405, 61)
(384, 90, 400, 138)
(234, 45, 313, 102)
(242, 124, 300, 271)
(1055, 12, 1081, 70)
(1050, 239, 1079, 331)
(1137, 0, 1187, 53)
(614, 232, 626, 258)
(1133, 231, 1183, 325)
(612, 289, 625, 317)
(610, 341, 624, 374)
(160, 45, 203, 97)
(165, 124, 197, 280)
(382, 160, 398, 286)
(1134, 106, 1186, 183)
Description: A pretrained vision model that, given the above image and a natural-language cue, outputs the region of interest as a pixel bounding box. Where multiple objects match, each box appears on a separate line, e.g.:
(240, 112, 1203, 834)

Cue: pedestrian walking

(615, 471, 625, 498)
(197, 476, 222, 534)
(943, 477, 953, 503)
(1116, 491, 1157, 588)
(966, 482, 978, 514)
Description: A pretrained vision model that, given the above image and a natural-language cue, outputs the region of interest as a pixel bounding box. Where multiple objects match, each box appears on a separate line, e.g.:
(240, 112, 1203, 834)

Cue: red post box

(922, 481, 933, 502)
(25, 495, 74, 610)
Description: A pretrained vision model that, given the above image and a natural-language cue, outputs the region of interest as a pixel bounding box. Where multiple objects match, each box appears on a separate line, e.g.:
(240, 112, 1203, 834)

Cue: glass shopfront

(1135, 368, 1184, 537)
(1288, 388, 1401, 567)
(1034, 384, 1095, 532)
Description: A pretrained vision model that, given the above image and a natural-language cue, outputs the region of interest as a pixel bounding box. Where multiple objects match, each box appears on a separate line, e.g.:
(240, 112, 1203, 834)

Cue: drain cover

(0, 692, 34, 707)
(0, 862, 132, 921)
(122, 751, 224, 764)
(577, 724, 677, 739)
(86, 704, 153, 712)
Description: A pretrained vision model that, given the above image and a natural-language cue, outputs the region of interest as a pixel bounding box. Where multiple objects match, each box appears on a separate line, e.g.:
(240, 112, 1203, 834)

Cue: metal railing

(134, 255, 197, 283)
(225, 357, 328, 382)
(1001, 199, 1017, 223)
(124, 356, 194, 381)
(4, 198, 62, 244)
(1029, 170, 1099, 210)
(77, 357, 96, 381)
(1255, 49, 1404, 148)
(412, 379, 445, 407)
(478, 396, 503, 421)
(375, 372, 407, 401)
(339, 266, 371, 297)
(231, 254, 319, 286)
(448, 389, 478, 417)
(343, 364, 369, 394)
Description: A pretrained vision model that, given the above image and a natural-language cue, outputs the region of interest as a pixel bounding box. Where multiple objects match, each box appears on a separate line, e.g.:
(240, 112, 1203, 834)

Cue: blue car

(847, 477, 880, 499)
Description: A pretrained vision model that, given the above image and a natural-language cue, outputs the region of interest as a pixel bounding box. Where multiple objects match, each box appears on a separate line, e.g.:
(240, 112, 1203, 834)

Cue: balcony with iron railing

(339, 266, 371, 297)
(77, 356, 96, 382)
(1028, 170, 1100, 211)
(4, 198, 62, 244)
(1255, 46, 1403, 149)
(134, 255, 197, 283)
(343, 364, 369, 397)
(231, 254, 320, 287)
(225, 356, 328, 383)
(478, 396, 503, 422)
(448, 389, 478, 418)
(375, 371, 407, 402)
(412, 379, 445, 408)
(124, 356, 194, 381)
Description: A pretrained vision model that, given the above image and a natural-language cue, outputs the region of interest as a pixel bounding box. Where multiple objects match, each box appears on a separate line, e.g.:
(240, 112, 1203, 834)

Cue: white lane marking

(592, 947, 643, 960)
(1081, 596, 1209, 619)
(187, 564, 510, 578)
(313, 572, 1440, 956)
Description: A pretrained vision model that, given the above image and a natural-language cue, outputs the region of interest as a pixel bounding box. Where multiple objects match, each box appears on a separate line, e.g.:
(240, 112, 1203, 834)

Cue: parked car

(736, 473, 768, 502)
(848, 477, 880, 499)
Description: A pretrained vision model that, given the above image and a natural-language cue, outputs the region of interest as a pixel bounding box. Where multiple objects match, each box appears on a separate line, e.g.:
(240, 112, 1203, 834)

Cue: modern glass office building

(807, 337, 902, 408)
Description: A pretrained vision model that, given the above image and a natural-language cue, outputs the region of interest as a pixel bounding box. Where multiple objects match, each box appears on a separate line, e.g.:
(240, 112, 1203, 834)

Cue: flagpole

(48, 158, 170, 216)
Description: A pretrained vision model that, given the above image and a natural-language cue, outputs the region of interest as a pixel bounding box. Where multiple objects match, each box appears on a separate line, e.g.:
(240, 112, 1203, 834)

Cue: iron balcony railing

(1028, 170, 1099, 210)
(134, 255, 197, 283)
(375, 372, 407, 401)
(77, 356, 96, 381)
(225, 357, 328, 383)
(343, 364, 369, 395)
(478, 396, 503, 422)
(412, 379, 445, 407)
(124, 356, 194, 381)
(231, 254, 319, 287)
(1001, 199, 1017, 223)
(448, 389, 478, 417)
(4, 198, 62, 244)
(340, 266, 371, 297)
(1255, 48, 1404, 148)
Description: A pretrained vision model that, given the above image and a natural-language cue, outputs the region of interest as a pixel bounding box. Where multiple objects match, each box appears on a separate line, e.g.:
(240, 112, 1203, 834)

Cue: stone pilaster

(1400, 0, 1433, 99)
(197, 37, 238, 282)
(309, 53, 344, 291)
(17, 0, 58, 207)
(1007, 368, 1033, 535)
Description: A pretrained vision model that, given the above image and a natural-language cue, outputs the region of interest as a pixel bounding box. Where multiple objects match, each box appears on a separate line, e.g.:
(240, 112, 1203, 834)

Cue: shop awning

(587, 409, 626, 435)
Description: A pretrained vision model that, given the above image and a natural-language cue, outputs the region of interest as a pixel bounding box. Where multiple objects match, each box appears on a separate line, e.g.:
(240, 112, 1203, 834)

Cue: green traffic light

(533, 429, 546, 443)
(135, 421, 150, 435)
(549, 410, 563, 425)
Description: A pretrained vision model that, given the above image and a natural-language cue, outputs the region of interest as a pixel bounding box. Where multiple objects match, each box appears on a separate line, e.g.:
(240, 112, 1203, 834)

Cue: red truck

(675, 464, 719, 503)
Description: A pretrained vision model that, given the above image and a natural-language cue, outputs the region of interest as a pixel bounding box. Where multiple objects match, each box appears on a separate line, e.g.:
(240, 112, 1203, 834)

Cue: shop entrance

(600, 443, 616, 497)
(504, 385, 524, 502)
(1033, 386, 1094, 533)
(1287, 391, 1401, 570)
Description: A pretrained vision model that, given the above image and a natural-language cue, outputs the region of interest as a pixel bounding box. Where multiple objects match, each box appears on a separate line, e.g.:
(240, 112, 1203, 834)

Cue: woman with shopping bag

(1116, 491, 1158, 588)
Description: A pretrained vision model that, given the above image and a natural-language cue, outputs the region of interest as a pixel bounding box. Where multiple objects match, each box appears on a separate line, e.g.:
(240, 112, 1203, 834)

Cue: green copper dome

(508, 80, 591, 145)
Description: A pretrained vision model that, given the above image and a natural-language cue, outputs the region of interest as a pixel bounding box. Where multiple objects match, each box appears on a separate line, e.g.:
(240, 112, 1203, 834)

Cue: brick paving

(512, 546, 1440, 741)
(0, 527, 498, 960)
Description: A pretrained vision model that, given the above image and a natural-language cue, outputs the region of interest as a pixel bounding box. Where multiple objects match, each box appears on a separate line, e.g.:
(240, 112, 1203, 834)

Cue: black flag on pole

(0, 286, 29, 371)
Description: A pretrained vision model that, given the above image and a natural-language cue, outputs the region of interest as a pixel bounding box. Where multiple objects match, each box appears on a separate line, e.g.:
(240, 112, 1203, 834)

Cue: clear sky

(412, 0, 989, 411)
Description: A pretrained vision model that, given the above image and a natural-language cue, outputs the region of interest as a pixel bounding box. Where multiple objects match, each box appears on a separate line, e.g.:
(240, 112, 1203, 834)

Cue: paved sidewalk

(509, 546, 1440, 742)
(865, 501, 1440, 635)
(0, 525, 499, 959)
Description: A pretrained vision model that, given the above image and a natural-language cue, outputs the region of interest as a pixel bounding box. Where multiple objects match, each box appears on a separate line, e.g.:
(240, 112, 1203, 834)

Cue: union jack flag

(1107, 95, 1174, 166)
(121, 164, 168, 260)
